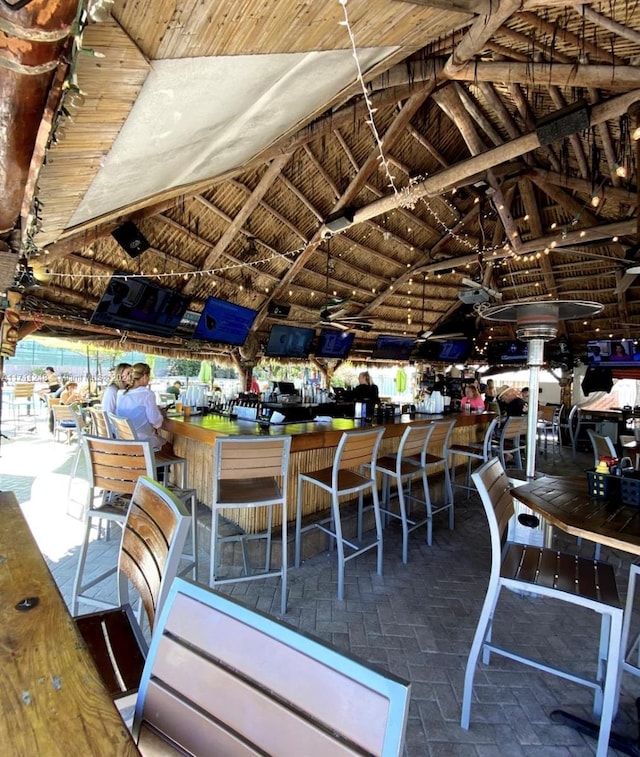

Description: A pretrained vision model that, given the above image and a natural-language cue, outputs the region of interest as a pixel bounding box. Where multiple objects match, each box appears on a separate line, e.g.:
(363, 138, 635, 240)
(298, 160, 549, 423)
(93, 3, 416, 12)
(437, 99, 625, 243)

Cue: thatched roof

(2, 0, 640, 365)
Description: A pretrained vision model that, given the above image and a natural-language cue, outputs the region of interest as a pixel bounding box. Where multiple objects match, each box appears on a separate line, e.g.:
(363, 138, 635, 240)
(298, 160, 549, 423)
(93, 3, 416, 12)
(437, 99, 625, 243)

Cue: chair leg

(71, 517, 93, 615)
(332, 491, 347, 601)
(461, 581, 502, 729)
(397, 477, 409, 565)
(372, 484, 383, 578)
(280, 501, 287, 616)
(444, 463, 454, 531)
(294, 480, 304, 568)
(209, 508, 220, 586)
(421, 470, 433, 548)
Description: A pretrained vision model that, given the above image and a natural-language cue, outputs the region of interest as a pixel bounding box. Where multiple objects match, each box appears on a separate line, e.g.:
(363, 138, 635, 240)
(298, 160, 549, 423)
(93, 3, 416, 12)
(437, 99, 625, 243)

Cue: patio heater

(480, 300, 603, 477)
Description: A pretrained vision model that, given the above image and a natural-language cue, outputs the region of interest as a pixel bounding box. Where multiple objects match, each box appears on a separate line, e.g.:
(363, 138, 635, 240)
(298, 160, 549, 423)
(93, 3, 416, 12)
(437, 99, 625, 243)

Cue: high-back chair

(586, 428, 617, 469)
(536, 404, 561, 457)
(132, 578, 411, 756)
(71, 437, 158, 615)
(107, 411, 198, 573)
(368, 422, 434, 564)
(448, 416, 500, 495)
(461, 457, 623, 757)
(74, 476, 191, 697)
(295, 426, 386, 601)
(490, 415, 527, 470)
(89, 406, 114, 438)
(210, 435, 292, 615)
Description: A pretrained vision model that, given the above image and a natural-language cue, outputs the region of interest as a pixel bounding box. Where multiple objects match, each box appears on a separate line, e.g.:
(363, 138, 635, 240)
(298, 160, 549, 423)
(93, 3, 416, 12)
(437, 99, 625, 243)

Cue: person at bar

(100, 363, 131, 415)
(496, 385, 525, 417)
(351, 371, 379, 417)
(116, 362, 168, 452)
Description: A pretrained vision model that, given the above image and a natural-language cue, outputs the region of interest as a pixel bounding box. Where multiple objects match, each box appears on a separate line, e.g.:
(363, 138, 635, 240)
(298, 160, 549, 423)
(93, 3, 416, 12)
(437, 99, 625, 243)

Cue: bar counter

(162, 411, 494, 532)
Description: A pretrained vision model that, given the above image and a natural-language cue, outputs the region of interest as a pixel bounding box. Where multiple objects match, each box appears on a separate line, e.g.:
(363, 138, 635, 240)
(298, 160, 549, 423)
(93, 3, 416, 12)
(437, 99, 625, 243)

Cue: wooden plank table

(511, 474, 640, 556)
(0, 491, 139, 755)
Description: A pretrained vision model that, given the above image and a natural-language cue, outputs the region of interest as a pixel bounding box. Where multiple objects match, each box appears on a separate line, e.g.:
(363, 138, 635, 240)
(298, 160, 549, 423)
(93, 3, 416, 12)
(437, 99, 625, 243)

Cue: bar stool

(367, 422, 434, 564)
(74, 475, 192, 698)
(491, 415, 527, 470)
(295, 426, 385, 600)
(449, 417, 500, 495)
(107, 412, 198, 570)
(89, 406, 114, 438)
(71, 437, 197, 615)
(210, 435, 291, 615)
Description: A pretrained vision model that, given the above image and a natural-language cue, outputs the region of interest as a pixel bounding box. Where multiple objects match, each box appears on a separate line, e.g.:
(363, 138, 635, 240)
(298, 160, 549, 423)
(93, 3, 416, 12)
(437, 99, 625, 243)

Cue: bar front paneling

(162, 412, 494, 532)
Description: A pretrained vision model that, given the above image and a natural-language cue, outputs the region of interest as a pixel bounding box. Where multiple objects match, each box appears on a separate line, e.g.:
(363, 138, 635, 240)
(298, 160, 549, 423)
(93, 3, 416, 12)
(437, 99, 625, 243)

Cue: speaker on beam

(268, 302, 290, 318)
(111, 222, 150, 257)
(536, 99, 589, 146)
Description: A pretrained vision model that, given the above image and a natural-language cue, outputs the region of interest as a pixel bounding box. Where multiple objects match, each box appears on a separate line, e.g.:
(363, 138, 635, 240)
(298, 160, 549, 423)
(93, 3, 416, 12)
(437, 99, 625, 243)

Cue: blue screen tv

(487, 340, 528, 364)
(193, 296, 258, 346)
(371, 334, 415, 361)
(437, 339, 470, 362)
(264, 324, 316, 358)
(91, 273, 190, 338)
(315, 329, 355, 359)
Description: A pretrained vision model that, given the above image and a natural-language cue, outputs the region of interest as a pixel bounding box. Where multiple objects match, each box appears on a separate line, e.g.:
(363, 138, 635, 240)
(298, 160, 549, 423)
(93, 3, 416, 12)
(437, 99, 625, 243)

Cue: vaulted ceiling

(3, 0, 640, 365)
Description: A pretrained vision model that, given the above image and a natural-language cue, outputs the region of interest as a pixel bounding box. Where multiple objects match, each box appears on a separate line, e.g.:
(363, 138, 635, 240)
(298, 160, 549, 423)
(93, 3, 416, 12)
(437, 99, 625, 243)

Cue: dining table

(0, 491, 140, 755)
(511, 474, 640, 756)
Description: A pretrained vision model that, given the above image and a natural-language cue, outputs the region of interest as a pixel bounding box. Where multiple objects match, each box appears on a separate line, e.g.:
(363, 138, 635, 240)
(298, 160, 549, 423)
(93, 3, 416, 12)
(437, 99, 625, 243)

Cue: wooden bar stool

(210, 435, 291, 615)
(448, 417, 500, 496)
(295, 426, 385, 601)
(74, 475, 191, 698)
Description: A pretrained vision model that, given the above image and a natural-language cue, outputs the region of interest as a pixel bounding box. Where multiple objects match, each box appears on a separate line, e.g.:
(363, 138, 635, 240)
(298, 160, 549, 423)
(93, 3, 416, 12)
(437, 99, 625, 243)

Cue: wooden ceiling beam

(527, 175, 599, 226)
(351, 90, 640, 225)
(547, 85, 589, 179)
(586, 86, 623, 188)
(508, 83, 561, 172)
(528, 168, 636, 205)
(182, 154, 291, 295)
(578, 4, 640, 45)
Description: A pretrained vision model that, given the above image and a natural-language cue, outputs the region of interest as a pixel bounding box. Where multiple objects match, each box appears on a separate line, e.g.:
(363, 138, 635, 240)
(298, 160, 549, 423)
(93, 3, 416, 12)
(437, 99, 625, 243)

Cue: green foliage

(167, 358, 200, 377)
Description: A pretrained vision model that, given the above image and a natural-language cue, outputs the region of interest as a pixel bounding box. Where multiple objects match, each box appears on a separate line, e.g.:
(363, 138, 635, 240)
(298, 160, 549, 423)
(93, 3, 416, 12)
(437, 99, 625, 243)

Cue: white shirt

(101, 383, 119, 414)
(115, 386, 164, 450)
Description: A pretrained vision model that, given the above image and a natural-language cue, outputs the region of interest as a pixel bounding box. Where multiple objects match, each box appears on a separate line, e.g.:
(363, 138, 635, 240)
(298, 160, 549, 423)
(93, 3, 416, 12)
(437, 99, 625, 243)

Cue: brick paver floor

(2, 417, 638, 755)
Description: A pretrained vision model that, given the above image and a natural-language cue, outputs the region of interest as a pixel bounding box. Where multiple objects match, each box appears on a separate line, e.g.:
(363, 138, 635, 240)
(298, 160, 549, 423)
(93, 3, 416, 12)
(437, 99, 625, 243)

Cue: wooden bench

(132, 578, 411, 756)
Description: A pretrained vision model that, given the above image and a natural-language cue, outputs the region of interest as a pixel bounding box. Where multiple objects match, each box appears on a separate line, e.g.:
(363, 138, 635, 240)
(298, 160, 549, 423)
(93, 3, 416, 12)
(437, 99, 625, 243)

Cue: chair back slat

(500, 416, 528, 442)
(83, 436, 156, 497)
(397, 422, 434, 462)
(119, 476, 190, 628)
(336, 427, 386, 471)
(13, 383, 34, 399)
(216, 437, 289, 480)
(427, 418, 456, 449)
(134, 579, 410, 756)
(471, 458, 514, 551)
(89, 407, 113, 438)
(107, 413, 138, 440)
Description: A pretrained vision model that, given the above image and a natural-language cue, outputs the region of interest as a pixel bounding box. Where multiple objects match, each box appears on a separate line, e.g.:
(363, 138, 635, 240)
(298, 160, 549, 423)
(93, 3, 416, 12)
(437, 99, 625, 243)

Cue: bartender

(352, 371, 379, 416)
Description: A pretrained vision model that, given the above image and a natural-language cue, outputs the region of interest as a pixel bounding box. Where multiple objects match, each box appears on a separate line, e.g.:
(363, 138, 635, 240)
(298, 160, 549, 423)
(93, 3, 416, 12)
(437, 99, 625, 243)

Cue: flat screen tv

(264, 324, 315, 358)
(371, 334, 415, 361)
(437, 339, 470, 362)
(315, 328, 355, 359)
(91, 273, 190, 338)
(587, 338, 639, 367)
(487, 340, 529, 364)
(193, 296, 258, 346)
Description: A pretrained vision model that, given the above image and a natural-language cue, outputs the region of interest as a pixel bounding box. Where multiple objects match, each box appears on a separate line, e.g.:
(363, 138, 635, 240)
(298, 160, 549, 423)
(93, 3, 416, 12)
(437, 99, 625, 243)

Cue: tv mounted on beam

(314, 328, 355, 359)
(264, 324, 315, 359)
(193, 296, 258, 346)
(371, 335, 415, 361)
(91, 273, 190, 338)
(486, 340, 529, 364)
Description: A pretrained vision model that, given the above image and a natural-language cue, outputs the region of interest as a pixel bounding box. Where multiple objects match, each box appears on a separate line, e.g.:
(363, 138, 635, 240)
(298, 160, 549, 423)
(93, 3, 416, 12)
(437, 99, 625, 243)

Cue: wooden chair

(74, 476, 191, 697)
(132, 577, 411, 756)
(51, 403, 83, 443)
(72, 437, 159, 615)
(5, 382, 36, 434)
(461, 457, 623, 757)
(295, 426, 386, 601)
(107, 412, 199, 575)
(368, 422, 433, 565)
(536, 404, 561, 457)
(448, 416, 500, 495)
(210, 435, 291, 615)
(88, 406, 113, 438)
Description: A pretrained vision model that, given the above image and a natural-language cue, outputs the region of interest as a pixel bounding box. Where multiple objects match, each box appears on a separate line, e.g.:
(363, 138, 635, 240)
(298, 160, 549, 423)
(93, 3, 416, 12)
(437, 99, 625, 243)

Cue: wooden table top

(511, 475, 640, 556)
(0, 492, 139, 755)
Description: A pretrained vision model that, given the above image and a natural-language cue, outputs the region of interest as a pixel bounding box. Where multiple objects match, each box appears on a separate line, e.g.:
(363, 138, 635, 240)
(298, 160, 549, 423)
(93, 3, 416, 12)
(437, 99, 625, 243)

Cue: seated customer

(463, 384, 485, 412)
(101, 362, 131, 414)
(115, 362, 168, 452)
(496, 385, 525, 417)
(60, 381, 83, 405)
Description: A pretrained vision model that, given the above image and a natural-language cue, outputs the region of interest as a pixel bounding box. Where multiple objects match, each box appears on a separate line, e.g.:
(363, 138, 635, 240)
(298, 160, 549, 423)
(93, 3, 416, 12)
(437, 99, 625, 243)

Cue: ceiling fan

(414, 275, 469, 343)
(311, 243, 373, 332)
(457, 277, 502, 304)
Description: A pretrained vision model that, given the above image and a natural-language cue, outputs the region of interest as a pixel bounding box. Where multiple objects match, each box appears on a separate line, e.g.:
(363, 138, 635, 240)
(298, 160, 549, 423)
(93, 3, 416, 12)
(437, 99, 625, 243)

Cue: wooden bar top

(163, 410, 495, 451)
(0, 491, 139, 755)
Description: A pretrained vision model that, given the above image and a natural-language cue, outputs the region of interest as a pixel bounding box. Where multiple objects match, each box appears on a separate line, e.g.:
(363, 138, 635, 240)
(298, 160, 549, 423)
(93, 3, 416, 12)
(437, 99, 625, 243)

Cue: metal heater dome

(480, 300, 603, 341)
